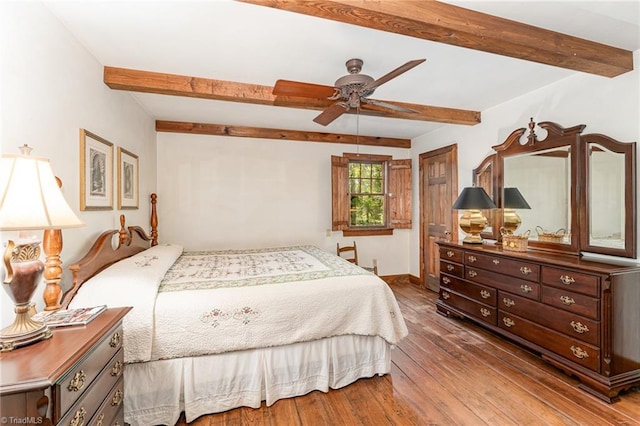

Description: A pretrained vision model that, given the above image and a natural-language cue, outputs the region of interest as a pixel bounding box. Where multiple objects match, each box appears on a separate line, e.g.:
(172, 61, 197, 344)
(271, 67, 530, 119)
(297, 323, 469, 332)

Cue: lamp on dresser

(452, 186, 497, 244)
(0, 144, 83, 351)
(502, 187, 531, 234)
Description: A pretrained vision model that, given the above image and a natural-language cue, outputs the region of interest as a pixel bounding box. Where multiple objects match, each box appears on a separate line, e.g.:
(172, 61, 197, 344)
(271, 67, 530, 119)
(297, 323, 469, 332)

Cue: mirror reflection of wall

(589, 143, 625, 248)
(503, 147, 571, 240)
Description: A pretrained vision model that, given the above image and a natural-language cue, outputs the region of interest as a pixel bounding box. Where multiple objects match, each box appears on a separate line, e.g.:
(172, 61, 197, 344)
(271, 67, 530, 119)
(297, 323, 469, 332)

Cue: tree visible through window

(349, 161, 385, 226)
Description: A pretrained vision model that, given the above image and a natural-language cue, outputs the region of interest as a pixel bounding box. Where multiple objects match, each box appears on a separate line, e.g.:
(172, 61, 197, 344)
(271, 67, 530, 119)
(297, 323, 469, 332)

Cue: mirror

(482, 119, 638, 258)
(581, 133, 637, 258)
(503, 146, 571, 244)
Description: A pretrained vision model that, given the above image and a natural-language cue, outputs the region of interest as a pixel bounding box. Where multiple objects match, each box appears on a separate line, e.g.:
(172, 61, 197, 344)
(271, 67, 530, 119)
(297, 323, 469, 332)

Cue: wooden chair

(336, 241, 378, 275)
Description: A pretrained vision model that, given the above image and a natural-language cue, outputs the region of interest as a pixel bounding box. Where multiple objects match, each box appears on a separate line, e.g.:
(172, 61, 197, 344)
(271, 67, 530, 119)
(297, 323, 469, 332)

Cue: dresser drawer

(441, 274, 496, 305)
(439, 246, 464, 264)
(464, 267, 541, 300)
(498, 312, 600, 372)
(542, 286, 599, 320)
(542, 266, 599, 297)
(88, 376, 124, 426)
(498, 291, 600, 346)
(465, 252, 540, 282)
(440, 289, 497, 326)
(58, 348, 124, 426)
(440, 260, 463, 278)
(55, 324, 123, 421)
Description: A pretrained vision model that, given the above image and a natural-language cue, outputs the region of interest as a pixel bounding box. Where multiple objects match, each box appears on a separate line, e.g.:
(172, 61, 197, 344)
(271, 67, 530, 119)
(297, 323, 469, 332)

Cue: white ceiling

(45, 0, 640, 140)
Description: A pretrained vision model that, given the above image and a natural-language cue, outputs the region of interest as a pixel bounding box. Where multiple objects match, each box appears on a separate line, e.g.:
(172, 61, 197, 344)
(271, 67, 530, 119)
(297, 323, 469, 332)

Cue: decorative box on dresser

(0, 307, 131, 426)
(436, 241, 640, 402)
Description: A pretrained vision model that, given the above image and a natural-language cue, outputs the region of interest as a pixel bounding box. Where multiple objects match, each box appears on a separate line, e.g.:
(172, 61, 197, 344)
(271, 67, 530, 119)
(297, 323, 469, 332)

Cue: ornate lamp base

(1, 239, 52, 351)
(0, 303, 51, 352)
(459, 209, 488, 244)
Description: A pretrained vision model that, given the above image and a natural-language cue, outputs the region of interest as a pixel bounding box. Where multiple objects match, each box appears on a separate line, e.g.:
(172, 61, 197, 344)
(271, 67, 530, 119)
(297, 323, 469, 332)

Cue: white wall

(157, 133, 411, 275)
(0, 3, 156, 327)
(410, 50, 640, 277)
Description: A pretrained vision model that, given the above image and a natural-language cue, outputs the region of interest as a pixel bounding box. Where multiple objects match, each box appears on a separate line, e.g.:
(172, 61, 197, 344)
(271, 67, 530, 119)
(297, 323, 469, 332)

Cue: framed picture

(117, 147, 139, 209)
(80, 129, 113, 210)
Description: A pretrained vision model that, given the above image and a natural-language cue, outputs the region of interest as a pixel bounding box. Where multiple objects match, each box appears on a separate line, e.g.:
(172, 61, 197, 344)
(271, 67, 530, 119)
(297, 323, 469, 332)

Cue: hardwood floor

(176, 281, 640, 425)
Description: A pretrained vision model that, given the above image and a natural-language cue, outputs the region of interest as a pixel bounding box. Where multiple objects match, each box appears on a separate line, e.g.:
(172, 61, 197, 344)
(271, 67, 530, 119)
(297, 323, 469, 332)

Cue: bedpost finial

(527, 117, 538, 145)
(119, 215, 127, 246)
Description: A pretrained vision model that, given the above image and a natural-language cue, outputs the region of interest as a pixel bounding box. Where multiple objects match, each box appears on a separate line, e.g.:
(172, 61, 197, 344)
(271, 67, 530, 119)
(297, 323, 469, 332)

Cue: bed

(60, 199, 408, 426)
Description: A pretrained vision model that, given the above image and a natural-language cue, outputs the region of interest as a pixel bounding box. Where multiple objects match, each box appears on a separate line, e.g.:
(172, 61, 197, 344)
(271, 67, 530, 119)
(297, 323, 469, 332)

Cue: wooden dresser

(0, 307, 130, 426)
(436, 241, 640, 402)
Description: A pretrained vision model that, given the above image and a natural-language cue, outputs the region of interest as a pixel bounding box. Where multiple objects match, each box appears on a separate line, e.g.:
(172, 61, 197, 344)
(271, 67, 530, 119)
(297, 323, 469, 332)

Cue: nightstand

(1, 307, 131, 426)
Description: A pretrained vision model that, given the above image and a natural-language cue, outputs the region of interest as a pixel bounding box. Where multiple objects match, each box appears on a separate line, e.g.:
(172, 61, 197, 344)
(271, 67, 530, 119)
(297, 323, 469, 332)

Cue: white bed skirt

(125, 335, 392, 426)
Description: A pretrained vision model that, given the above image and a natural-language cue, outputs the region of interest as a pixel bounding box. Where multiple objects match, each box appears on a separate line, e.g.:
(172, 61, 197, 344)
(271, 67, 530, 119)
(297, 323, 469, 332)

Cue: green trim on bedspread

(159, 245, 370, 292)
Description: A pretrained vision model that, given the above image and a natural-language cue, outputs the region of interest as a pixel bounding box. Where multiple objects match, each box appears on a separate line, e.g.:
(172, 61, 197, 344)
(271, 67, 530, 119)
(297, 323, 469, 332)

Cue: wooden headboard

(59, 193, 159, 308)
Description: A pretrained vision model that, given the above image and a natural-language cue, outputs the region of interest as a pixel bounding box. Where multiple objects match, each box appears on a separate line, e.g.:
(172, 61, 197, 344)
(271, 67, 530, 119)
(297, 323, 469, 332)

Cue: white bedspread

(71, 245, 408, 363)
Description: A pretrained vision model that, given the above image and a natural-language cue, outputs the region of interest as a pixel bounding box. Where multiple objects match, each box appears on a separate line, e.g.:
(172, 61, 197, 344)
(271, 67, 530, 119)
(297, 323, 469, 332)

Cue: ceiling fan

(273, 58, 426, 126)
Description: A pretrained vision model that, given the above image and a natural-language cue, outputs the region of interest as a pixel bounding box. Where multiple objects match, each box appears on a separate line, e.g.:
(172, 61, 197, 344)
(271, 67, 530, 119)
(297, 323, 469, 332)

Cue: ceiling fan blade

(273, 79, 337, 98)
(362, 59, 426, 92)
(362, 98, 418, 113)
(313, 102, 349, 126)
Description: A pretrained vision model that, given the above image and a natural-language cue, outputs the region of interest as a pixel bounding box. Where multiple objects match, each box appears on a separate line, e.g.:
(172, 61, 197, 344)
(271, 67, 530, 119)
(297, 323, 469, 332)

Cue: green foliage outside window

(349, 162, 385, 226)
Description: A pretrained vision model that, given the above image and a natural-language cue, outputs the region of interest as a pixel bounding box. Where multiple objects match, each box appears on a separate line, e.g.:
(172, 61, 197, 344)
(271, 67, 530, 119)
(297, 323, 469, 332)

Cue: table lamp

(0, 145, 84, 351)
(452, 187, 497, 244)
(502, 187, 531, 234)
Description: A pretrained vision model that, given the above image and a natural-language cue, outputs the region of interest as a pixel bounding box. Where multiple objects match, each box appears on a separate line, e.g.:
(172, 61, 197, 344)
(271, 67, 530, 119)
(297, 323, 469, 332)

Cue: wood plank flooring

(176, 281, 640, 425)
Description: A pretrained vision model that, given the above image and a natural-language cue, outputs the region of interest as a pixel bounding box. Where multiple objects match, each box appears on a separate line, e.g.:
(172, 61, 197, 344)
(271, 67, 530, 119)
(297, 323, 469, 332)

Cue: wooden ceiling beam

(104, 66, 480, 126)
(238, 0, 633, 78)
(156, 120, 412, 148)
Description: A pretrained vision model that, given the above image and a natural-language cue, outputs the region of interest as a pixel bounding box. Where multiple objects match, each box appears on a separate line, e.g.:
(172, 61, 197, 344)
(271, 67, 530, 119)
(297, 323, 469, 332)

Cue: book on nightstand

(31, 305, 107, 328)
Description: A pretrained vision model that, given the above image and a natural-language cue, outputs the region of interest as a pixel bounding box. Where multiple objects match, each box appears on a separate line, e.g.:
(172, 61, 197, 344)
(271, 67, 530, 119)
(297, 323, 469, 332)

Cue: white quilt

(71, 245, 408, 363)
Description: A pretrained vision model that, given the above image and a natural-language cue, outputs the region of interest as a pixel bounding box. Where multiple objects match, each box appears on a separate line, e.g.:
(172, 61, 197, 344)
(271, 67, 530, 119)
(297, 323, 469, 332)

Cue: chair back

(336, 241, 358, 265)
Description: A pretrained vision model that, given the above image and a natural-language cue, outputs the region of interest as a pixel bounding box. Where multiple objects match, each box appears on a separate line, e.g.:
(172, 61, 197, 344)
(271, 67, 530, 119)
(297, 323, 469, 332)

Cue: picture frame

(80, 129, 113, 210)
(117, 147, 139, 209)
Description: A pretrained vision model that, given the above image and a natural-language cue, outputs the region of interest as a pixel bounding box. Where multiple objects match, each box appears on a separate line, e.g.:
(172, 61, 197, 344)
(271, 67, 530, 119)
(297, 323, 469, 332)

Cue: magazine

(32, 305, 107, 328)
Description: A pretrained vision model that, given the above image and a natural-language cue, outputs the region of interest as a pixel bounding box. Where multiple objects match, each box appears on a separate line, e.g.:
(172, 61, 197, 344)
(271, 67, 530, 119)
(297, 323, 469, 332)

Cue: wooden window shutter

(388, 159, 412, 229)
(331, 155, 349, 231)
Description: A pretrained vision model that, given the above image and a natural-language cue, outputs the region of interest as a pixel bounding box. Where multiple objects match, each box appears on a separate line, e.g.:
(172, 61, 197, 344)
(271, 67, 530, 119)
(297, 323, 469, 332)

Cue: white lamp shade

(0, 153, 84, 230)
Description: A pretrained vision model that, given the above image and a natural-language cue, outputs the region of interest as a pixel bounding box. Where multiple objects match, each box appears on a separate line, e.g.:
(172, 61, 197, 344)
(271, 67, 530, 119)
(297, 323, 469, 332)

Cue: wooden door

(419, 145, 458, 292)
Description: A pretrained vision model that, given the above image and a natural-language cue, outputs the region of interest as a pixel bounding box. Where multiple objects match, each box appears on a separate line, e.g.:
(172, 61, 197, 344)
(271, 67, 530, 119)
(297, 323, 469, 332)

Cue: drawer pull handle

(480, 308, 491, 317)
(571, 321, 589, 334)
(502, 298, 515, 308)
(441, 291, 450, 300)
(112, 389, 124, 406)
(442, 276, 451, 285)
(446, 250, 455, 258)
(520, 284, 533, 294)
(480, 290, 491, 299)
(571, 346, 589, 359)
(503, 317, 515, 327)
(446, 264, 454, 271)
(110, 332, 121, 348)
(560, 275, 575, 285)
(560, 295, 575, 305)
(520, 266, 532, 275)
(468, 270, 478, 278)
(468, 255, 477, 263)
(111, 360, 123, 376)
(70, 407, 86, 426)
(67, 370, 86, 392)
(492, 259, 500, 265)
(96, 413, 105, 426)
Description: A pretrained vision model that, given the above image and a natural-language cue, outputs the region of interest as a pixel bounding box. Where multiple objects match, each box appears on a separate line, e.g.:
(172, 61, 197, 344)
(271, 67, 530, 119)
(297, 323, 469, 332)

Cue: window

(332, 153, 412, 236)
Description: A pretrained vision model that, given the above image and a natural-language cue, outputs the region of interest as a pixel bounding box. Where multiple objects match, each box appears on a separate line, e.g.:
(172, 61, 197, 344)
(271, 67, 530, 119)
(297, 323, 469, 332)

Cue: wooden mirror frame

(580, 133, 637, 258)
(472, 154, 500, 241)
(478, 118, 637, 258)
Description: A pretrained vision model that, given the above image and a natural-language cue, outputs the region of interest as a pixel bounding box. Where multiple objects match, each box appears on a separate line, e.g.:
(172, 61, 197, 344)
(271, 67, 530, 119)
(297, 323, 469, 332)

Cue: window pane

(349, 178, 360, 193)
(349, 163, 361, 178)
(362, 163, 372, 178)
(372, 164, 382, 179)
(350, 195, 385, 226)
(361, 179, 371, 193)
(372, 179, 383, 193)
